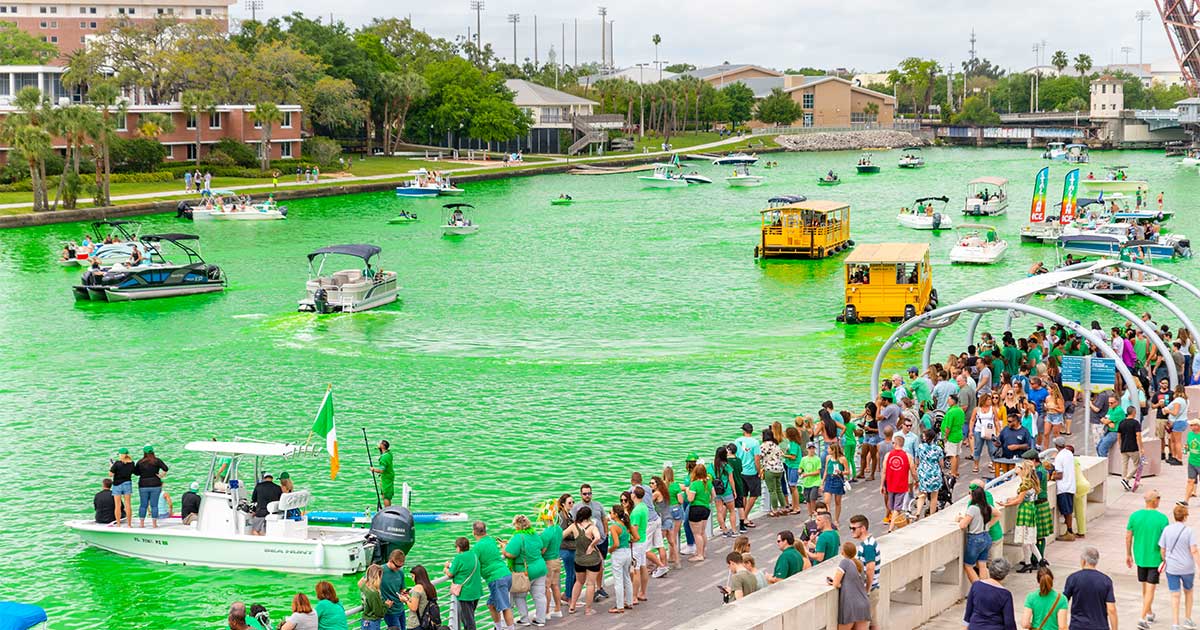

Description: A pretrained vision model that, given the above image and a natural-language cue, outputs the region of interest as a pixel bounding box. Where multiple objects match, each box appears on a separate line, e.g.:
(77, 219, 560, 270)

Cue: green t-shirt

(783, 441, 802, 469)
(505, 532, 548, 579)
(377, 450, 395, 495)
(1106, 407, 1124, 432)
(727, 457, 747, 494)
(708, 462, 733, 496)
(1134, 339, 1148, 367)
(630, 503, 649, 543)
(985, 490, 1002, 542)
(911, 379, 932, 405)
(799, 455, 822, 489)
(473, 535, 511, 583)
(773, 546, 804, 579)
(1050, 347, 1064, 362)
(688, 478, 712, 508)
(815, 529, 841, 563)
(540, 523, 563, 560)
(1023, 589, 1067, 630)
(942, 407, 965, 443)
(843, 421, 858, 447)
(314, 599, 347, 630)
(449, 549, 484, 601)
(1188, 431, 1200, 467)
(730, 568, 758, 597)
(1003, 346, 1022, 375)
(380, 563, 408, 615)
(1127, 508, 1169, 568)
(668, 481, 683, 505)
(1028, 346, 1043, 365)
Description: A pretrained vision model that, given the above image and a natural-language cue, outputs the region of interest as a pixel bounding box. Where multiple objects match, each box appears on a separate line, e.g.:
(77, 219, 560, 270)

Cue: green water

(0, 147, 1196, 628)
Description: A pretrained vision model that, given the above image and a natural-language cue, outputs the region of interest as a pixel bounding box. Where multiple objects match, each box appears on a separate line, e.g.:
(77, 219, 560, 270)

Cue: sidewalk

(919, 455, 1191, 630)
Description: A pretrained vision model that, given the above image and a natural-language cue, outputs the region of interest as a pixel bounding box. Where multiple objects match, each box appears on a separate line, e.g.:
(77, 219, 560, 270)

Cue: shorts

(1175, 420, 1189, 433)
(864, 435, 882, 446)
(249, 515, 267, 534)
(804, 486, 821, 505)
(545, 558, 561, 587)
(1189, 464, 1200, 483)
(487, 574, 514, 610)
(111, 481, 132, 496)
(742, 474, 762, 497)
(716, 492, 734, 504)
(1138, 566, 1161, 584)
(786, 467, 800, 487)
(1168, 573, 1195, 592)
(669, 504, 685, 522)
(944, 441, 961, 457)
(1046, 413, 1064, 426)
(688, 505, 711, 523)
(632, 541, 648, 567)
(964, 531, 992, 566)
(646, 518, 664, 549)
(381, 483, 395, 501)
(887, 492, 908, 512)
(574, 561, 601, 574)
(869, 588, 880, 626)
(1056, 492, 1075, 517)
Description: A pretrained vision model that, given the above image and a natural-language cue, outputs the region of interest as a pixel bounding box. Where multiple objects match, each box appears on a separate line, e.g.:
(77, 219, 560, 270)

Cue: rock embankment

(774, 130, 925, 151)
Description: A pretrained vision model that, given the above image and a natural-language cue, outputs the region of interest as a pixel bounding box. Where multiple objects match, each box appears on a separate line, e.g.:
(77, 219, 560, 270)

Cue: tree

(664, 62, 695, 73)
(1051, 50, 1069, 74)
(408, 57, 529, 149)
(722, 82, 755, 127)
(48, 105, 98, 209)
(1073, 53, 1093, 77)
(0, 88, 53, 211)
(895, 58, 941, 117)
(308, 76, 367, 132)
(0, 22, 58, 64)
(951, 95, 1001, 125)
(86, 81, 125, 207)
(754, 88, 802, 125)
(181, 89, 218, 165)
(248, 103, 283, 172)
(136, 112, 175, 139)
(961, 58, 1005, 80)
(1064, 96, 1087, 111)
(378, 72, 429, 153)
(1148, 82, 1189, 109)
(784, 67, 825, 76)
(863, 101, 880, 122)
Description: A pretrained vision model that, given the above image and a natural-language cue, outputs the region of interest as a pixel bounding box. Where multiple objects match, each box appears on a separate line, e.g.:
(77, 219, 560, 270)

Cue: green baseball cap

(880, 390, 895, 401)
(142, 445, 154, 454)
(278, 472, 291, 481)
(117, 447, 129, 455)
(686, 452, 699, 462)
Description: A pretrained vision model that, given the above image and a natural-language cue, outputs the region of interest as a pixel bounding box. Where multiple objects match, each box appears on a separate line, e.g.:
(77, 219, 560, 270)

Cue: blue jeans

(1097, 431, 1118, 457)
(138, 486, 162, 519)
(972, 432, 998, 463)
(559, 547, 576, 600)
(360, 620, 381, 630)
(383, 612, 405, 630)
(682, 501, 695, 545)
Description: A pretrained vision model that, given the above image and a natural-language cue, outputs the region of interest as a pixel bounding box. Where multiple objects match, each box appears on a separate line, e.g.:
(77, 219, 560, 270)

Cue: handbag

(510, 534, 532, 594)
(1034, 593, 1061, 630)
(450, 554, 477, 597)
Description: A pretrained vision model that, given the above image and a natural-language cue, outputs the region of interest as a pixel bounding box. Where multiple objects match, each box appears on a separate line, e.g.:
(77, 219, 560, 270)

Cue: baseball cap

(117, 447, 129, 455)
(686, 452, 699, 462)
(908, 366, 919, 375)
(806, 442, 817, 449)
(278, 472, 291, 481)
(262, 472, 273, 479)
(1053, 436, 1066, 448)
(741, 422, 754, 433)
(142, 445, 154, 454)
(1190, 419, 1200, 426)
(189, 481, 200, 491)
(1021, 448, 1040, 460)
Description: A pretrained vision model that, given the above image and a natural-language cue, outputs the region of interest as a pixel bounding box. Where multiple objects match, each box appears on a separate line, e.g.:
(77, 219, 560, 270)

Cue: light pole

(1121, 46, 1134, 65)
(1031, 43, 1040, 112)
(636, 62, 648, 138)
(244, 0, 262, 21)
(470, 0, 484, 60)
(507, 13, 519, 64)
(598, 7, 607, 70)
(1136, 10, 1152, 67)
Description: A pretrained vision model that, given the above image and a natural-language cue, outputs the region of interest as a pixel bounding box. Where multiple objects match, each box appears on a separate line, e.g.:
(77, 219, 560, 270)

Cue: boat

(725, 164, 764, 187)
(193, 197, 287, 221)
(817, 171, 841, 186)
(65, 440, 385, 575)
(838, 243, 937, 323)
(395, 181, 440, 197)
(897, 196, 952, 230)
(897, 147, 926, 169)
(1055, 226, 1191, 260)
(1165, 141, 1187, 158)
(755, 198, 852, 259)
(387, 210, 419, 224)
(855, 153, 880, 174)
(962, 176, 1009, 216)
(0, 602, 46, 629)
(1056, 245, 1172, 297)
(1065, 143, 1090, 164)
(437, 176, 465, 196)
(1020, 196, 1102, 243)
(58, 220, 154, 267)
(298, 244, 399, 314)
(1042, 141, 1067, 160)
(681, 172, 713, 184)
(1080, 176, 1147, 195)
(712, 152, 758, 166)
(1180, 148, 1200, 166)
(550, 196, 575, 205)
(441, 203, 479, 236)
(949, 224, 1008, 264)
(72, 234, 226, 302)
(307, 511, 470, 526)
(637, 164, 689, 188)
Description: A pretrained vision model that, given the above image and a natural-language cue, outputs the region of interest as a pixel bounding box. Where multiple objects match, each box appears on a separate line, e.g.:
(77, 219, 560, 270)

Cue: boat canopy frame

(140, 233, 205, 264)
(914, 196, 949, 204)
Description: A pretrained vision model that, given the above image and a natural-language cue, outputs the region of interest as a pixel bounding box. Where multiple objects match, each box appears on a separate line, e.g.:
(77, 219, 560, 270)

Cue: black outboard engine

(313, 288, 330, 314)
(931, 213, 942, 229)
(368, 506, 415, 564)
(278, 206, 288, 217)
(1177, 239, 1192, 258)
(176, 201, 193, 219)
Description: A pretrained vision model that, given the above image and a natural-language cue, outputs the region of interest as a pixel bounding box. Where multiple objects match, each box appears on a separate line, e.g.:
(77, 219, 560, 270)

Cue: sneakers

(1149, 613, 1157, 623)
(651, 566, 670, 578)
(516, 620, 532, 626)
(531, 621, 546, 627)
(1139, 618, 1152, 629)
(680, 544, 696, 555)
(549, 611, 563, 619)
(1122, 479, 1133, 492)
(1169, 457, 1184, 466)
(1183, 618, 1197, 629)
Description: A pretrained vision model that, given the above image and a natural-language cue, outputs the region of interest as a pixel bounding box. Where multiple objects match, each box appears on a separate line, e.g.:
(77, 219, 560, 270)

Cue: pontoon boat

(898, 196, 952, 230)
(963, 177, 1008, 216)
(58, 220, 155, 267)
(949, 224, 1007, 264)
(72, 234, 226, 302)
(298, 244, 399, 314)
(441, 203, 479, 236)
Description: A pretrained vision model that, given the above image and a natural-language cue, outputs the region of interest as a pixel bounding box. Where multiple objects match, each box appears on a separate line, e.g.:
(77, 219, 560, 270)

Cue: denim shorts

(964, 532, 992, 566)
(1174, 420, 1189, 433)
(785, 467, 800, 487)
(1168, 572, 1195, 592)
(716, 492, 734, 504)
(111, 481, 132, 496)
(669, 504, 685, 522)
(487, 574, 513, 611)
(1046, 413, 1064, 426)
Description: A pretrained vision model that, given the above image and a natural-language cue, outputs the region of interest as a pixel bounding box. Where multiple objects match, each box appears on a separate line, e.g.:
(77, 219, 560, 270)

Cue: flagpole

(362, 428, 383, 511)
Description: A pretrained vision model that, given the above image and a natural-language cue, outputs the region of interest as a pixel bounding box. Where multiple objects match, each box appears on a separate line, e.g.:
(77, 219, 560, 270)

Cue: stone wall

(774, 130, 926, 152)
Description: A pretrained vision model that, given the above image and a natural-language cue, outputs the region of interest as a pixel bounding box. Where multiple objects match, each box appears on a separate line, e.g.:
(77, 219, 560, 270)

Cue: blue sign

(1062, 356, 1084, 387)
(1091, 358, 1117, 391)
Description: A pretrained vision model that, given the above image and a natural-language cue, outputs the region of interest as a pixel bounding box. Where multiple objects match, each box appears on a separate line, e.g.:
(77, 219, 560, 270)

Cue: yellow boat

(838, 243, 938, 323)
(754, 198, 852, 259)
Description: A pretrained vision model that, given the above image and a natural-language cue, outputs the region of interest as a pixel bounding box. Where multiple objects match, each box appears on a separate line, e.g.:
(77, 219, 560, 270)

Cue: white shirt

(1053, 449, 1076, 494)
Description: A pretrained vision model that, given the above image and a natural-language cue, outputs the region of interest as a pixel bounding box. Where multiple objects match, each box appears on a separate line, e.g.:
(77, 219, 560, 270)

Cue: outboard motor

(176, 201, 193, 219)
(206, 265, 222, 281)
(368, 506, 415, 564)
(1177, 239, 1192, 258)
(313, 288, 330, 314)
(931, 213, 942, 229)
(278, 206, 288, 217)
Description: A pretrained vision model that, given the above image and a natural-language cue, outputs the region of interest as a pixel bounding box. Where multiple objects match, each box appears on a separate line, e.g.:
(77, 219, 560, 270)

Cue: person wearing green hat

(181, 481, 202, 525)
(369, 440, 395, 507)
(108, 447, 135, 527)
(133, 445, 169, 528)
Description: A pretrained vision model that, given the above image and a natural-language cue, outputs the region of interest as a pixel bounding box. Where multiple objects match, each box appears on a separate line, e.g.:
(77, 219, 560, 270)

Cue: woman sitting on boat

(128, 245, 145, 267)
(61, 244, 77, 262)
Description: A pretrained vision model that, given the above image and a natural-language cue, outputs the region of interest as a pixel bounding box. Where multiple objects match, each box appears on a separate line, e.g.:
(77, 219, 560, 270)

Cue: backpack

(712, 467, 728, 495)
(418, 599, 447, 630)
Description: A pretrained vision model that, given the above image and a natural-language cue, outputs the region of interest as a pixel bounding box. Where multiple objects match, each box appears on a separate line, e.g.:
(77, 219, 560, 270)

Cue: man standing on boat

(370, 440, 396, 507)
(249, 472, 282, 536)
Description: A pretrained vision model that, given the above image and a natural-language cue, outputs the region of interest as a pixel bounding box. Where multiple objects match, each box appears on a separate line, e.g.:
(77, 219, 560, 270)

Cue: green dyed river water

(0, 147, 1196, 628)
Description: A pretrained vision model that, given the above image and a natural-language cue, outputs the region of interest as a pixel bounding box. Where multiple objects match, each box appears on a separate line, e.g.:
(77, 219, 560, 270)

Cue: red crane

(1157, 0, 1200, 94)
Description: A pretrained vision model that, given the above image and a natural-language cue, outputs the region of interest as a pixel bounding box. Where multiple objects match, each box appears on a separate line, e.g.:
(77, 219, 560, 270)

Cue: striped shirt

(856, 536, 880, 591)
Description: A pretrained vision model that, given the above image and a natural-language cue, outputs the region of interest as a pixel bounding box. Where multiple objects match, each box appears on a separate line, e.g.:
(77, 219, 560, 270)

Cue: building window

(39, 6, 46, 12)
(39, 35, 46, 41)
(79, 20, 86, 27)
(209, 111, 221, 129)
(205, 8, 211, 14)
(280, 142, 293, 158)
(127, 7, 134, 13)
(49, 6, 55, 12)
(802, 93, 814, 109)
(195, 8, 201, 14)
(50, 20, 56, 27)
(50, 35, 57, 42)
(186, 144, 197, 161)
(117, 7, 123, 13)
(90, 21, 96, 27)
(80, 36, 85, 43)
(281, 111, 292, 128)
(253, 118, 262, 129)
(79, 6, 85, 12)
(1101, 84, 1106, 94)
(114, 115, 126, 132)
(39, 20, 46, 27)
(89, 6, 95, 12)
(185, 114, 196, 129)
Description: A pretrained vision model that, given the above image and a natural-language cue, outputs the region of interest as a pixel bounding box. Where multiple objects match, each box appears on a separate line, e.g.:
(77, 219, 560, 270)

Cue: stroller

(905, 461, 957, 516)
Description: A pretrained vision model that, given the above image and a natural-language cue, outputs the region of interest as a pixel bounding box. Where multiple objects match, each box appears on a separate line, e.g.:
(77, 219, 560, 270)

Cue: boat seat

(266, 490, 312, 517)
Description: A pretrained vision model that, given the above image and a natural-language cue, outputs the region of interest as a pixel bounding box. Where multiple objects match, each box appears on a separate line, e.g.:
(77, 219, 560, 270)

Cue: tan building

(1090, 75, 1123, 119)
(0, 0, 236, 58)
(686, 64, 784, 88)
(776, 75, 895, 127)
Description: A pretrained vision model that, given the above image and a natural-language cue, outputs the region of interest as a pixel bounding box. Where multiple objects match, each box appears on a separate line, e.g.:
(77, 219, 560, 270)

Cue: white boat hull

(726, 176, 764, 187)
(681, 174, 712, 184)
(950, 241, 1008, 264)
(1080, 180, 1149, 194)
(638, 176, 688, 188)
(898, 213, 952, 230)
(66, 519, 370, 575)
(193, 209, 286, 221)
(442, 225, 480, 235)
(963, 198, 1008, 216)
(299, 272, 400, 313)
(1180, 157, 1200, 166)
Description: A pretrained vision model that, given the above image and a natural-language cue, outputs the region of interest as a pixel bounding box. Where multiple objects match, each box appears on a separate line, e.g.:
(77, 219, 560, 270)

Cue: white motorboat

(1043, 141, 1067, 160)
(194, 199, 287, 221)
(681, 171, 713, 184)
(1055, 224, 1191, 260)
(72, 234, 226, 302)
(440, 203, 479, 236)
(58, 220, 156, 267)
(725, 164, 764, 187)
(1065, 143, 1090, 164)
(712, 152, 758, 166)
(637, 164, 689, 188)
(897, 195, 952, 230)
(1080, 173, 1147, 195)
(949, 224, 1008, 264)
(298, 244, 399, 314)
(1180, 148, 1200, 166)
(963, 176, 1008, 216)
(897, 147, 925, 169)
(66, 440, 376, 574)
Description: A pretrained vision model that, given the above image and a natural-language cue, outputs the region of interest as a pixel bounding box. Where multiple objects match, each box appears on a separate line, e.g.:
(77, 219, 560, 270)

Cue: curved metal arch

(1119, 261, 1200, 304)
(1091, 274, 1200, 356)
(870, 301, 1141, 420)
(1051, 285, 1177, 388)
(922, 327, 941, 371)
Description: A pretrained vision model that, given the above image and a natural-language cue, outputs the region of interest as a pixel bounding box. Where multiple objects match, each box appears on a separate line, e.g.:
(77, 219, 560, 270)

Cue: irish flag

(311, 387, 338, 479)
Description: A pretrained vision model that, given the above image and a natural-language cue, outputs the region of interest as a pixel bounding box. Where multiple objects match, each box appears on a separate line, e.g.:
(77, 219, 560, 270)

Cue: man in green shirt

(942, 394, 966, 478)
(768, 530, 805, 583)
(444, 537, 484, 625)
(808, 513, 841, 564)
(1126, 490, 1169, 628)
(1002, 338, 1023, 376)
(725, 552, 758, 600)
(1186, 420, 1200, 503)
(380, 549, 407, 630)
(369, 439, 395, 507)
(473, 521, 514, 630)
(799, 443, 822, 516)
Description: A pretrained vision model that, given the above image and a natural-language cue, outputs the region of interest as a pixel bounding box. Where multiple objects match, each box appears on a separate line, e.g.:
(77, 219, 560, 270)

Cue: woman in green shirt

(444, 536, 484, 630)
(503, 515, 548, 625)
(313, 581, 347, 630)
(783, 426, 804, 515)
(685, 464, 712, 562)
(1020, 566, 1068, 630)
(840, 410, 858, 479)
(357, 564, 389, 630)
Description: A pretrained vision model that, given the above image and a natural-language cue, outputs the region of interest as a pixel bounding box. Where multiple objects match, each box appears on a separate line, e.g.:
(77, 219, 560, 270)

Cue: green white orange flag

(311, 387, 338, 479)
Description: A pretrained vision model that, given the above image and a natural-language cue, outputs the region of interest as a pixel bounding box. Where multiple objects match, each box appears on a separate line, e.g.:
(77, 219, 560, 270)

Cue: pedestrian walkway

(919, 452, 1190, 630)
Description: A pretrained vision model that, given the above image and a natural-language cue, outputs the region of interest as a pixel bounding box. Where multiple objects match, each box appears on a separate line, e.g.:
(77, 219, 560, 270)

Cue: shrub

(202, 149, 237, 167)
(212, 138, 258, 168)
(109, 171, 175, 184)
(110, 137, 167, 173)
(0, 179, 33, 193)
(302, 137, 342, 169)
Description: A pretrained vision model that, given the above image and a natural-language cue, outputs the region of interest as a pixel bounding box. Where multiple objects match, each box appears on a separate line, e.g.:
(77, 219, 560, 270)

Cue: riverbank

(775, 129, 926, 151)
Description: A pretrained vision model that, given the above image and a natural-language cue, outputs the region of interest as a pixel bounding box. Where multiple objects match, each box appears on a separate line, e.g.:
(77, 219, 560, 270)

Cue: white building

(1090, 75, 1123, 119)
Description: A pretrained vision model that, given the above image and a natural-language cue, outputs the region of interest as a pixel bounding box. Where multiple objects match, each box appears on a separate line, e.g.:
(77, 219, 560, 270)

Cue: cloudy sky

(235, 0, 1177, 73)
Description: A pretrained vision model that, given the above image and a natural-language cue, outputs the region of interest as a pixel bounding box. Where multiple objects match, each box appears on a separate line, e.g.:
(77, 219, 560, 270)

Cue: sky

(234, 0, 1179, 74)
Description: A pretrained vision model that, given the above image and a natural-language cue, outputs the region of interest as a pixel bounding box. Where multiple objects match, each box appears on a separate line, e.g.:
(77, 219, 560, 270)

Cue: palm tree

(0, 87, 52, 211)
(863, 101, 880, 123)
(137, 112, 175, 139)
(652, 34, 661, 80)
(48, 105, 97, 210)
(248, 102, 283, 172)
(1073, 53, 1093, 78)
(378, 72, 429, 155)
(180, 89, 217, 166)
(1051, 50, 1069, 74)
(86, 80, 124, 207)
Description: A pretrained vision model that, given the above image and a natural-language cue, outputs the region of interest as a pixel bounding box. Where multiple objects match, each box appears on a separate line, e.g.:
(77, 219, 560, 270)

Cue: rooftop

(762, 199, 849, 214)
(685, 64, 783, 80)
(845, 242, 928, 264)
(505, 79, 597, 107)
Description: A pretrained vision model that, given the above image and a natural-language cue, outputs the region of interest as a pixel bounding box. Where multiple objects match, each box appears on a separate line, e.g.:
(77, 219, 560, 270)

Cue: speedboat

(1065, 143, 1090, 164)
(436, 175, 465, 195)
(66, 440, 378, 574)
(963, 176, 1008, 216)
(1180, 148, 1200, 166)
(897, 196, 952, 230)
(58, 220, 154, 267)
(1043, 142, 1067, 160)
(725, 164, 763, 187)
(897, 147, 925, 169)
(712, 152, 758, 166)
(681, 172, 713, 184)
(441, 203, 479, 236)
(949, 224, 1007, 264)
(1080, 175, 1146, 195)
(637, 164, 688, 188)
(387, 210, 419, 224)
(395, 180, 440, 197)
(1056, 226, 1191, 260)
(1020, 197, 1105, 243)
(298, 244, 399, 314)
(72, 234, 225, 302)
(193, 198, 287, 221)
(855, 153, 880, 174)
